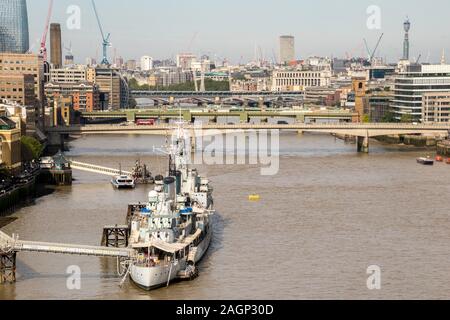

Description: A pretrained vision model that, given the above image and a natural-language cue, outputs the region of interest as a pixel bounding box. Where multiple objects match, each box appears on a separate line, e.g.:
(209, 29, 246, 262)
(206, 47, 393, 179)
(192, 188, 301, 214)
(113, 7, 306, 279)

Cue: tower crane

(416, 54, 422, 65)
(363, 33, 384, 65)
(63, 42, 74, 65)
(91, 0, 111, 65)
(39, 0, 54, 61)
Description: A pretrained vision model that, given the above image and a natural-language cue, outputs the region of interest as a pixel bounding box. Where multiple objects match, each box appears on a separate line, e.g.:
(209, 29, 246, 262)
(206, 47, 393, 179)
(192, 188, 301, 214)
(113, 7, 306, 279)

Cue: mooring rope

(119, 261, 132, 287)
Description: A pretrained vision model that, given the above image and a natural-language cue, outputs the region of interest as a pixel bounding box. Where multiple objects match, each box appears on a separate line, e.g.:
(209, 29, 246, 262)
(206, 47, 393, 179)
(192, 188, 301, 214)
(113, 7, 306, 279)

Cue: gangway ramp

(1, 229, 137, 283)
(70, 160, 132, 177)
(1, 230, 135, 258)
(14, 240, 135, 258)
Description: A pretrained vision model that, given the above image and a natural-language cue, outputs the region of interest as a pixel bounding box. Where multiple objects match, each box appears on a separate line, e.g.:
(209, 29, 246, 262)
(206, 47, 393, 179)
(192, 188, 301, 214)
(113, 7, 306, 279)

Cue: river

(1, 132, 450, 300)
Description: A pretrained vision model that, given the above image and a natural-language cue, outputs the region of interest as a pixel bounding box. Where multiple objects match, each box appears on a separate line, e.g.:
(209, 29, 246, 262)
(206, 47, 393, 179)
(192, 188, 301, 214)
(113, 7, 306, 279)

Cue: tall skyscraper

(403, 18, 411, 61)
(50, 23, 62, 68)
(279, 35, 295, 65)
(0, 0, 29, 53)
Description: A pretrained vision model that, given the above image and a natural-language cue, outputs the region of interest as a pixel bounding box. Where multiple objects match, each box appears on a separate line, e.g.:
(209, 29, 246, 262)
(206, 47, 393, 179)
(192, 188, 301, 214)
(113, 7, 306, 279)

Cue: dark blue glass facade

(0, 0, 29, 53)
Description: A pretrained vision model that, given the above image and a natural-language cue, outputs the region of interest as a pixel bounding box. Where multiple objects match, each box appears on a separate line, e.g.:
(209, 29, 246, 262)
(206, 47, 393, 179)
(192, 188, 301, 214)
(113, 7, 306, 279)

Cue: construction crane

(416, 54, 422, 64)
(187, 32, 199, 53)
(91, 0, 111, 65)
(363, 33, 384, 65)
(39, 0, 54, 61)
(63, 42, 74, 65)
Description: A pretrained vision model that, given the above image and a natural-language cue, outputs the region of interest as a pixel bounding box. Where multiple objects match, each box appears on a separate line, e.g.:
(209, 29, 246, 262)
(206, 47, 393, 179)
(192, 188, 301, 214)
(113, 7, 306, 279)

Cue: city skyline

(25, 0, 450, 64)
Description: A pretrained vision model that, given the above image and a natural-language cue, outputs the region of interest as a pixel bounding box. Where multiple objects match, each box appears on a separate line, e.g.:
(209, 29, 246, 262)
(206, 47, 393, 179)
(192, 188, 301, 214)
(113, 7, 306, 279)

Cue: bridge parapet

(47, 122, 450, 132)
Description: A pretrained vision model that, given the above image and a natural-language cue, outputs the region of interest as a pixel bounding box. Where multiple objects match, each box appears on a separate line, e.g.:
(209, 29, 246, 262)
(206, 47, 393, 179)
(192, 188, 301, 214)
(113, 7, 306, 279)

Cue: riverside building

(392, 64, 450, 121)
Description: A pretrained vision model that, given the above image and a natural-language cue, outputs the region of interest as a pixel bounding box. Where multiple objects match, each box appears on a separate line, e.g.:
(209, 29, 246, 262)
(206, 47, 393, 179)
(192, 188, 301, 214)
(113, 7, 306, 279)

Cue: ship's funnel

(164, 177, 176, 201)
(174, 171, 182, 195)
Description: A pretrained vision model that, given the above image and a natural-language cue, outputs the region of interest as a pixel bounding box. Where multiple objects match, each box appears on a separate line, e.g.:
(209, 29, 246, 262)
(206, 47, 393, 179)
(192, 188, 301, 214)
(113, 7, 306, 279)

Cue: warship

(125, 124, 214, 290)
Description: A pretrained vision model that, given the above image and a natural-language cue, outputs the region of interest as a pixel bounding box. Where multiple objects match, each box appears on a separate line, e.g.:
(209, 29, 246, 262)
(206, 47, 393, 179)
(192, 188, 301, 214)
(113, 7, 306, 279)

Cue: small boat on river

(417, 157, 434, 166)
(111, 175, 136, 189)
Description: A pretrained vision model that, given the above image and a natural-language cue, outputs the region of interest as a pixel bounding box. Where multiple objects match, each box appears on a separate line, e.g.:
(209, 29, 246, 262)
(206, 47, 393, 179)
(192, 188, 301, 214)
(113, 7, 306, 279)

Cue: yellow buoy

(248, 194, 260, 201)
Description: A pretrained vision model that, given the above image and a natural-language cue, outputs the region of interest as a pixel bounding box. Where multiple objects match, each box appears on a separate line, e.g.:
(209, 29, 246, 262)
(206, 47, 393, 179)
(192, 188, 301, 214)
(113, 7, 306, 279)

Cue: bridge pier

(47, 132, 65, 150)
(357, 135, 370, 153)
(296, 114, 305, 123)
(182, 110, 193, 123)
(126, 112, 136, 123)
(258, 98, 265, 110)
(101, 225, 129, 248)
(240, 112, 250, 123)
(0, 252, 16, 284)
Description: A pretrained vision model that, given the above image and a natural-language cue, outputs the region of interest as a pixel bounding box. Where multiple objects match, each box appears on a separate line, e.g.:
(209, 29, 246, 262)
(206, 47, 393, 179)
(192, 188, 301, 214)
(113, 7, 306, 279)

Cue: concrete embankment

(0, 178, 36, 216)
(437, 141, 450, 156)
(334, 133, 448, 151)
(333, 133, 356, 142)
(375, 135, 439, 147)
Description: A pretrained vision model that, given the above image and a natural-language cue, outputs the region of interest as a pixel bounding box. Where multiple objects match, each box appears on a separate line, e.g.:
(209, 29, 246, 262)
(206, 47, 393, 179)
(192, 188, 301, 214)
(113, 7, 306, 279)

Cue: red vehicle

(136, 119, 156, 126)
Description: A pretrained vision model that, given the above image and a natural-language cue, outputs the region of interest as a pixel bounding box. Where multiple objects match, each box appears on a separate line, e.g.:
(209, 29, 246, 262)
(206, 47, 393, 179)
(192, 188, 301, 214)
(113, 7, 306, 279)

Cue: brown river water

(1, 132, 450, 300)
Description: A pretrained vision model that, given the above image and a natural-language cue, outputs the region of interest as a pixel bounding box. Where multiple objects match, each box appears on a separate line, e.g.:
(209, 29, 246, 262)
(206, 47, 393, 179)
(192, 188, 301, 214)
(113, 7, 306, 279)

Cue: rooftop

(0, 116, 17, 130)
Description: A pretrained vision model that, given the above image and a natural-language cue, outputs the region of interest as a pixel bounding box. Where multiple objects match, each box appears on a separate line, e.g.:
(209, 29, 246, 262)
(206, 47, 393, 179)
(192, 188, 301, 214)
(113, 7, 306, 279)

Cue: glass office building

(0, 0, 29, 53)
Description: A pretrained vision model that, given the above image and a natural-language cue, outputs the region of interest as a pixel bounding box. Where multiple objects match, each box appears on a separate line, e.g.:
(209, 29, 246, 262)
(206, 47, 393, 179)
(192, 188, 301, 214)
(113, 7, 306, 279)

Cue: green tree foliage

(129, 97, 138, 109)
(128, 78, 150, 91)
(362, 114, 371, 123)
(21, 136, 43, 162)
(381, 111, 396, 123)
(400, 113, 413, 123)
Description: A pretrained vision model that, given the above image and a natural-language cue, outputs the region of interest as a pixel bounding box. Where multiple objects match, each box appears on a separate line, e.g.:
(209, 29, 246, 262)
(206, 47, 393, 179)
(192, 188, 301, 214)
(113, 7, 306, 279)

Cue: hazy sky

(26, 0, 450, 64)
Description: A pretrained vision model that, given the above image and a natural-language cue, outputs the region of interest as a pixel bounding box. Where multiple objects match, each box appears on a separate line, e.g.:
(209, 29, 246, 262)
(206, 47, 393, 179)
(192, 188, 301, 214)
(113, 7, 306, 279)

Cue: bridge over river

(46, 122, 450, 153)
(130, 90, 304, 106)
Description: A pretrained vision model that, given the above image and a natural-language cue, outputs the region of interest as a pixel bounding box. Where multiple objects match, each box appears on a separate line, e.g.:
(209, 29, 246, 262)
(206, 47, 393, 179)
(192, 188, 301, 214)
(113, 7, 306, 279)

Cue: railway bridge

(130, 90, 304, 106)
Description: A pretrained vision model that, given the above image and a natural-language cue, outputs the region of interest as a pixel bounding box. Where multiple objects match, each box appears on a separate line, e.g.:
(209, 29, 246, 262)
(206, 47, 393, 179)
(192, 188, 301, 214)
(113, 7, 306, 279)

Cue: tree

(129, 98, 137, 109)
(400, 113, 413, 123)
(128, 78, 140, 90)
(21, 136, 43, 162)
(381, 111, 396, 123)
(362, 114, 371, 123)
(129, 78, 230, 92)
